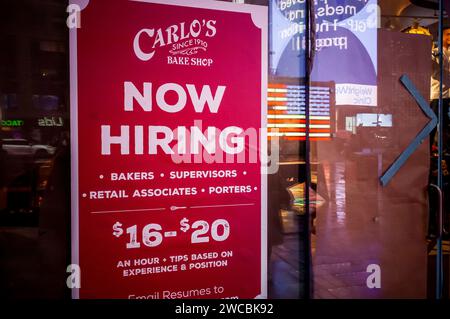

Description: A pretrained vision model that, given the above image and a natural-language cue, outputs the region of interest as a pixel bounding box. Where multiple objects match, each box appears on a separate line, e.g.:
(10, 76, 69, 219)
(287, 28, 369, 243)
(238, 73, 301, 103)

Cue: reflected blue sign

(270, 0, 378, 106)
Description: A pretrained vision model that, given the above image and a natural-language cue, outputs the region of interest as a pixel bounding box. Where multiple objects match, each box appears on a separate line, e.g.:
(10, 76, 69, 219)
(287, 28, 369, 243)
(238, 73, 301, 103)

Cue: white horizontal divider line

(91, 203, 256, 214)
(91, 208, 165, 214)
(190, 203, 255, 209)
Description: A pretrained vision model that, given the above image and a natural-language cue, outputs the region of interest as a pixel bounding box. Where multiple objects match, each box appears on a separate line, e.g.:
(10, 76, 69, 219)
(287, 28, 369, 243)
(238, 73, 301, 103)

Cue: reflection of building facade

(0, 0, 68, 146)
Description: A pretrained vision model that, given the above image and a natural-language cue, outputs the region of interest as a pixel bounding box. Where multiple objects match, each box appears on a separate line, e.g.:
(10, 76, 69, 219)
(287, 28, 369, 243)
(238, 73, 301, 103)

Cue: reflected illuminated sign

(1, 119, 24, 127)
(268, 82, 334, 140)
(37, 116, 64, 127)
(270, 0, 378, 107)
(356, 113, 392, 127)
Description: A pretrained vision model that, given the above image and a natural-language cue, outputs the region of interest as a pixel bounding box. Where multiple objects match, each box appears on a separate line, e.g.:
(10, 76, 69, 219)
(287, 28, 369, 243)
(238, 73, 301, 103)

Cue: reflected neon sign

(38, 116, 64, 127)
(1, 119, 24, 127)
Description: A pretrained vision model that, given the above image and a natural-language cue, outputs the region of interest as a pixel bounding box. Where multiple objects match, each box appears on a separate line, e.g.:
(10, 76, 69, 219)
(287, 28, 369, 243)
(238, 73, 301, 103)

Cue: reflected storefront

(0, 0, 449, 299)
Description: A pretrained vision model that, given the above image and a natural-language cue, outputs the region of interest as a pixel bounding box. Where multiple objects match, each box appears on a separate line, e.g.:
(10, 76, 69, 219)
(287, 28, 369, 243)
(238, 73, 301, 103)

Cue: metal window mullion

(437, 0, 444, 300)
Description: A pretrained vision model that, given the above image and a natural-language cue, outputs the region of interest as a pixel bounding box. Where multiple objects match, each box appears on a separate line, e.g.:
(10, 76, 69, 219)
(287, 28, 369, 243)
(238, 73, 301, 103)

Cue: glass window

(0, 0, 449, 301)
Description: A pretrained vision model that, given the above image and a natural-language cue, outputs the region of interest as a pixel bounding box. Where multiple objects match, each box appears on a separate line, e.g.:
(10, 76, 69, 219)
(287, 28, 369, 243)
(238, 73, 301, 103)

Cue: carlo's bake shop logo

(133, 19, 217, 66)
